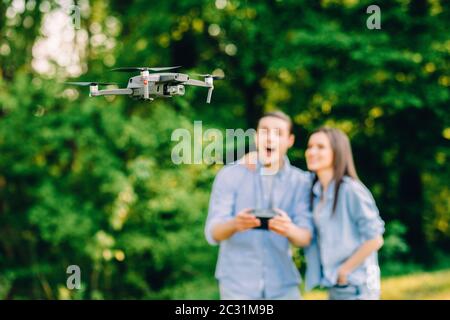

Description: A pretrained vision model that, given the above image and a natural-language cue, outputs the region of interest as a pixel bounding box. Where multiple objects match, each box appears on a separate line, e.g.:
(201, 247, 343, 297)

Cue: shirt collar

(256, 155, 291, 179)
(312, 178, 336, 200)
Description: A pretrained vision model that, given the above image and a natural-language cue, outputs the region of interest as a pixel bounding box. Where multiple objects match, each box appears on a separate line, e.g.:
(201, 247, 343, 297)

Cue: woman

(304, 127, 384, 300)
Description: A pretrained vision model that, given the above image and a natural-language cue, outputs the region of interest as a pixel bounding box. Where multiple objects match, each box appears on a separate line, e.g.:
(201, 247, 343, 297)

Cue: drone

(65, 66, 224, 103)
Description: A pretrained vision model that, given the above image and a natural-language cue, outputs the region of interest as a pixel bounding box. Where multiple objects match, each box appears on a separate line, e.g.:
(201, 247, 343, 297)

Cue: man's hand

(234, 209, 261, 232)
(268, 209, 295, 237)
(211, 209, 260, 242)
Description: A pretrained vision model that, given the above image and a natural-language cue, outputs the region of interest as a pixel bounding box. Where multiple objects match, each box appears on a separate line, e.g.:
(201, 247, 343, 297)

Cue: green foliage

(381, 220, 410, 261)
(0, 0, 449, 299)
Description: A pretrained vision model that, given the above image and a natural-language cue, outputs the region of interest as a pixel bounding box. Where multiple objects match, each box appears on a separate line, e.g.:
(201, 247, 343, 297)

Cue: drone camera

(168, 85, 185, 96)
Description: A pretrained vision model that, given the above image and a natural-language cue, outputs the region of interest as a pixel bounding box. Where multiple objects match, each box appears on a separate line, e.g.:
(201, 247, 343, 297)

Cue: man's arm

(269, 210, 312, 247)
(280, 171, 315, 247)
(205, 166, 260, 245)
(211, 210, 261, 242)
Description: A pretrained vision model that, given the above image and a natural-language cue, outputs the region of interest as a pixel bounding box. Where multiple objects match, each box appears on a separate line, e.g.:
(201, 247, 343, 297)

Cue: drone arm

(183, 79, 211, 88)
(92, 88, 133, 97)
(184, 79, 215, 103)
(206, 87, 214, 104)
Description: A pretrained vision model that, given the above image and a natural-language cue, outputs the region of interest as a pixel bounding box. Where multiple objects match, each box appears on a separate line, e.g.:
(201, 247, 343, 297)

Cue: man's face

(255, 116, 294, 167)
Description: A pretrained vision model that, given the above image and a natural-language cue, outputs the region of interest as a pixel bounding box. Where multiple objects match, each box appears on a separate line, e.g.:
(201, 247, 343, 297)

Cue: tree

(0, 0, 448, 299)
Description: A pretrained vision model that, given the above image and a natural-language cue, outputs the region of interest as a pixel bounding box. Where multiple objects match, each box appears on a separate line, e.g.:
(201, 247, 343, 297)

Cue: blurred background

(0, 0, 449, 299)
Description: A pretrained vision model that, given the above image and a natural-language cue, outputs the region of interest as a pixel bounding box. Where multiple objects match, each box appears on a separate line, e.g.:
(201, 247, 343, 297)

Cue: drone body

(66, 66, 223, 103)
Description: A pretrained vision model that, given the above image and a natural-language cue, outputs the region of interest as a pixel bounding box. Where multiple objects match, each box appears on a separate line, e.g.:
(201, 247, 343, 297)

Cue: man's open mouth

(265, 147, 275, 156)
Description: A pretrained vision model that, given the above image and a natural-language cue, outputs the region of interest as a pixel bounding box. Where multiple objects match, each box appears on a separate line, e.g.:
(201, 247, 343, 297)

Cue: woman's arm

(337, 180, 385, 284)
(337, 235, 384, 285)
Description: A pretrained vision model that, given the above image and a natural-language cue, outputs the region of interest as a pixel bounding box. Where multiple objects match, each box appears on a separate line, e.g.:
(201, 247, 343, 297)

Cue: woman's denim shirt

(304, 176, 385, 291)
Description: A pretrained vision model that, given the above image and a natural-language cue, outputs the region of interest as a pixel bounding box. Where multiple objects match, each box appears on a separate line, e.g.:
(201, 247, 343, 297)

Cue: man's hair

(257, 110, 293, 134)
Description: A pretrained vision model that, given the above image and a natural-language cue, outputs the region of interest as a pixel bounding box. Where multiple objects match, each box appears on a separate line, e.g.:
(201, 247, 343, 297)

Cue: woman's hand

(240, 151, 258, 171)
(337, 266, 350, 285)
(335, 236, 384, 285)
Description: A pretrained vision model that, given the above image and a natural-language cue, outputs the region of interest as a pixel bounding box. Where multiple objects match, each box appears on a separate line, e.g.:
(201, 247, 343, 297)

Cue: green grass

(303, 269, 450, 300)
(174, 269, 450, 299)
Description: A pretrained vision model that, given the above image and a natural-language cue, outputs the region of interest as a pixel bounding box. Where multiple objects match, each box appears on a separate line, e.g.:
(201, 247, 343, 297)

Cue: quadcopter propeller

(111, 66, 182, 72)
(65, 81, 117, 86)
(193, 74, 225, 80)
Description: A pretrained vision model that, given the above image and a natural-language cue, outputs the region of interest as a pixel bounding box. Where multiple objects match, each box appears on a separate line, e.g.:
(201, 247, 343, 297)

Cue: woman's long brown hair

(309, 127, 359, 214)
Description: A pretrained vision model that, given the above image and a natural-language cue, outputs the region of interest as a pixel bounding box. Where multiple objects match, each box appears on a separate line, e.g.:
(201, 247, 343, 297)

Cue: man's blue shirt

(204, 157, 313, 298)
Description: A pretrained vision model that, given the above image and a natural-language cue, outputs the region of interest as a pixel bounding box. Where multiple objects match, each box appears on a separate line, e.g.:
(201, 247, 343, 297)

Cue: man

(204, 111, 313, 299)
